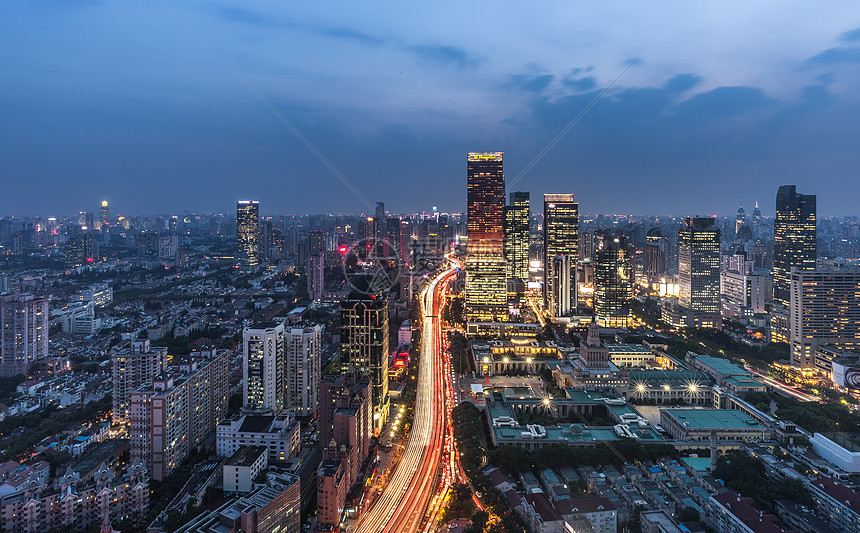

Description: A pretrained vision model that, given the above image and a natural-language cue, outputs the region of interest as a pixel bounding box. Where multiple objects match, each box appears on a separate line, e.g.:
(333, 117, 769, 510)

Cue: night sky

(2, 2, 860, 217)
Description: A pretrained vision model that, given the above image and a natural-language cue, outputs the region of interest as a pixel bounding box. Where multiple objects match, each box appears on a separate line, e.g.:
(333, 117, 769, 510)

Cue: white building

(216, 414, 301, 464)
(720, 252, 770, 319)
(243, 322, 285, 412)
(286, 324, 322, 417)
(0, 293, 49, 377)
(223, 446, 268, 495)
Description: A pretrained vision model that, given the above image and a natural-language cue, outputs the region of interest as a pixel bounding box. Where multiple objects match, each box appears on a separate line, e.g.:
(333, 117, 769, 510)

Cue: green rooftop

(689, 353, 747, 376)
(680, 456, 713, 472)
(664, 408, 762, 429)
(629, 369, 711, 384)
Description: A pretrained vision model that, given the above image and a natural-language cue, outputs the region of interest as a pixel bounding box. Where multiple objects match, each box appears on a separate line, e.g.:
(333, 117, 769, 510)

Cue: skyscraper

(544, 194, 579, 315)
(790, 268, 860, 369)
(552, 255, 572, 317)
(237, 200, 261, 268)
(341, 293, 389, 431)
(0, 293, 49, 377)
(505, 192, 530, 280)
(773, 186, 816, 307)
(243, 322, 285, 412)
(308, 253, 325, 301)
(594, 234, 632, 328)
(99, 201, 110, 229)
(678, 217, 722, 328)
(735, 205, 746, 236)
(465, 152, 507, 325)
(285, 324, 322, 417)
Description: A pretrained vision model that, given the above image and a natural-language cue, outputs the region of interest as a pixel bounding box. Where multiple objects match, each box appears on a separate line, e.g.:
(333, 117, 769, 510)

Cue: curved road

(353, 256, 458, 533)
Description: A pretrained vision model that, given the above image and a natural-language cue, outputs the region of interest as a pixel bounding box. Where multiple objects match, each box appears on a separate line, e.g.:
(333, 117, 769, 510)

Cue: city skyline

(3, 3, 860, 215)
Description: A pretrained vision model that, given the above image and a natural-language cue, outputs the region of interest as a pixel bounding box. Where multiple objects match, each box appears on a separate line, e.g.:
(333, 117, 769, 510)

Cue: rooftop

(663, 409, 762, 430)
(238, 415, 276, 434)
(227, 446, 267, 468)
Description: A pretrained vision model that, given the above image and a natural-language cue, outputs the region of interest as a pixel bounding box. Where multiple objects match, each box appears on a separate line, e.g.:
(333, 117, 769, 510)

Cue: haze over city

(3, 1, 860, 216)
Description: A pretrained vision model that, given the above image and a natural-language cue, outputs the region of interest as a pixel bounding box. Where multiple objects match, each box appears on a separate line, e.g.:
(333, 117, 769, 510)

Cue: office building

(660, 409, 770, 443)
(73, 283, 113, 307)
(544, 194, 579, 315)
(317, 372, 372, 528)
(594, 234, 631, 328)
(505, 191, 530, 280)
(678, 217, 722, 329)
(237, 200, 261, 268)
(285, 324, 322, 417)
(773, 185, 816, 307)
(111, 340, 169, 424)
(65, 232, 97, 268)
(552, 255, 572, 317)
(720, 250, 771, 319)
(790, 268, 860, 369)
(217, 413, 301, 464)
(643, 227, 666, 282)
(243, 322, 285, 412)
(0, 293, 49, 377)
(129, 350, 229, 480)
(307, 253, 324, 301)
(341, 293, 388, 430)
(99, 200, 110, 228)
(465, 152, 507, 325)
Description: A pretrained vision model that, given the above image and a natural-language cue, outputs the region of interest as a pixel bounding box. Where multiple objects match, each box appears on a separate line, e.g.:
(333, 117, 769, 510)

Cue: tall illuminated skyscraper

(465, 152, 507, 325)
(505, 191, 530, 280)
(237, 200, 261, 268)
(243, 321, 285, 412)
(594, 234, 632, 328)
(773, 186, 816, 307)
(544, 194, 579, 315)
(99, 201, 110, 229)
(678, 217, 722, 329)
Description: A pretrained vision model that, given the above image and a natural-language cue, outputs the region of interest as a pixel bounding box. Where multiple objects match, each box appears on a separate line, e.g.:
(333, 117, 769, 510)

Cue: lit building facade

(243, 322, 285, 412)
(773, 185, 816, 307)
(790, 268, 860, 369)
(237, 200, 261, 268)
(99, 200, 110, 228)
(111, 339, 168, 424)
(466, 152, 507, 324)
(543, 194, 579, 316)
(286, 324, 322, 417)
(307, 253, 324, 301)
(594, 234, 631, 328)
(0, 293, 49, 377)
(678, 217, 722, 329)
(340, 294, 388, 430)
(505, 191, 530, 280)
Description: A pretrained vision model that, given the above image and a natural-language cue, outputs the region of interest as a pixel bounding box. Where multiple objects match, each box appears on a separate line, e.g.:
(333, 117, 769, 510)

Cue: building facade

(678, 217, 721, 329)
(217, 414, 301, 464)
(111, 340, 169, 424)
(340, 294, 388, 430)
(237, 200, 261, 268)
(790, 268, 860, 369)
(244, 322, 285, 412)
(773, 185, 816, 307)
(286, 324, 322, 417)
(505, 191, 530, 281)
(0, 293, 49, 377)
(466, 152, 508, 325)
(544, 194, 579, 316)
(594, 234, 632, 328)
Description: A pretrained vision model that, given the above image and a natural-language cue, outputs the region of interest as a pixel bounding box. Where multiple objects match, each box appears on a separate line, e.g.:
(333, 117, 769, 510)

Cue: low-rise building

(224, 446, 268, 495)
(217, 414, 301, 464)
(556, 497, 617, 533)
(709, 490, 796, 533)
(807, 477, 860, 533)
(660, 409, 770, 443)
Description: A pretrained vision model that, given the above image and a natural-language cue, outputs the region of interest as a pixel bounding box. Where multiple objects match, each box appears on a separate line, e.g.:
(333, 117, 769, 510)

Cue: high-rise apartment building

(0, 293, 49, 377)
(720, 250, 771, 319)
(552, 255, 572, 318)
(773, 186, 816, 307)
(307, 253, 324, 301)
(505, 191, 530, 280)
(111, 339, 169, 424)
(594, 234, 632, 328)
(789, 268, 860, 369)
(237, 200, 261, 268)
(243, 322, 285, 412)
(544, 194, 579, 315)
(65, 232, 98, 268)
(341, 293, 388, 431)
(129, 350, 229, 480)
(286, 324, 322, 417)
(678, 217, 722, 329)
(465, 152, 507, 325)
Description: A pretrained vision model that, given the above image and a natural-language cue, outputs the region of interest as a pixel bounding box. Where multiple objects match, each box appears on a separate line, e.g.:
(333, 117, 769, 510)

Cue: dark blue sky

(2, 2, 860, 217)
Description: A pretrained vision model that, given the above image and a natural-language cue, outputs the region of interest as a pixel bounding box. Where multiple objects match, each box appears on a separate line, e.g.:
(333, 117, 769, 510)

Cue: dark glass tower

(678, 217, 721, 316)
(594, 233, 631, 328)
(505, 191, 530, 280)
(773, 186, 816, 307)
(237, 200, 261, 267)
(543, 194, 579, 315)
(340, 293, 389, 431)
(466, 152, 507, 324)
